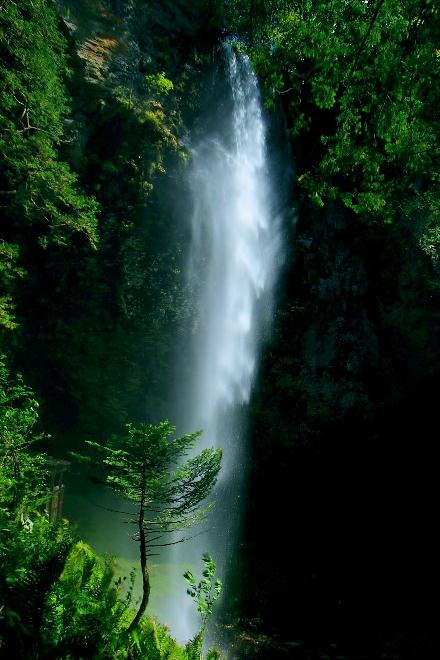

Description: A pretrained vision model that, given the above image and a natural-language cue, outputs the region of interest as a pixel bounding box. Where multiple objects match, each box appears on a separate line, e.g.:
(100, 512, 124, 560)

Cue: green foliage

(83, 422, 222, 528)
(0, 359, 218, 657)
(146, 72, 175, 97)
(184, 554, 222, 631)
(0, 357, 47, 517)
(0, 242, 24, 331)
(0, 0, 99, 248)
(0, 0, 100, 382)
(185, 632, 204, 660)
(0, 516, 72, 655)
(130, 617, 187, 660)
(0, 358, 73, 655)
(77, 422, 221, 631)
(41, 541, 127, 656)
(9, 535, 205, 658)
(234, 0, 439, 234)
(41, 541, 222, 659)
(98, 424, 219, 515)
(184, 554, 222, 659)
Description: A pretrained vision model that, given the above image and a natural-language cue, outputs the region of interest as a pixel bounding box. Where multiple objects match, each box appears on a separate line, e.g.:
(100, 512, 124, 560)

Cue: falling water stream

(62, 43, 285, 648)
(164, 44, 284, 644)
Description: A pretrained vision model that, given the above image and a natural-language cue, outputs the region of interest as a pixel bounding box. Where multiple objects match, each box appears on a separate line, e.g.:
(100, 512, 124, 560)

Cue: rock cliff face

(20, 1, 221, 438)
(240, 118, 439, 658)
(57, 0, 220, 90)
(58, 1, 135, 84)
(19, 2, 193, 435)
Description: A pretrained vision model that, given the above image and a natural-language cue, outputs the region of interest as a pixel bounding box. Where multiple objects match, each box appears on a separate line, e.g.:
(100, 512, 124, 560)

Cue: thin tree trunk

(128, 483, 150, 633)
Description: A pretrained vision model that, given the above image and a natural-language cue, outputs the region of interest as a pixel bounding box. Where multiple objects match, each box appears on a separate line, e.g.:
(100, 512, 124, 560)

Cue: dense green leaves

(0, 0, 99, 247)
(0, 0, 99, 346)
(233, 0, 439, 243)
(0, 357, 47, 516)
(41, 541, 130, 656)
(183, 554, 222, 660)
(0, 358, 73, 655)
(184, 553, 222, 628)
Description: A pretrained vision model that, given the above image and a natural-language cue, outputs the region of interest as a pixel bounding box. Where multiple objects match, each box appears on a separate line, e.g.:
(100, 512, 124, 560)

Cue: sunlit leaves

(145, 72, 174, 97)
(0, 358, 48, 514)
(236, 0, 439, 235)
(183, 553, 222, 637)
(0, 0, 99, 249)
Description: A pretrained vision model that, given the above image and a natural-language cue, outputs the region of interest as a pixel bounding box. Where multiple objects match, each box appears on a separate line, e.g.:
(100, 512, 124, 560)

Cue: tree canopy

(228, 0, 439, 246)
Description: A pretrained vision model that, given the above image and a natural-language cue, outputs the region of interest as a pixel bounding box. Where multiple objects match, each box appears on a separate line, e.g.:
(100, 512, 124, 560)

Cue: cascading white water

(164, 43, 283, 643)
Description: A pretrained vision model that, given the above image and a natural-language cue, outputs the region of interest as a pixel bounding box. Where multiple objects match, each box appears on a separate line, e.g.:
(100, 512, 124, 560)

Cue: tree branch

(348, 0, 386, 77)
(148, 529, 207, 548)
(92, 502, 135, 516)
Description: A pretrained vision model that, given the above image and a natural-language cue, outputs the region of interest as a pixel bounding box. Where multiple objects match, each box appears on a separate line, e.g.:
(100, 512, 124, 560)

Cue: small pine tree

(77, 421, 222, 633)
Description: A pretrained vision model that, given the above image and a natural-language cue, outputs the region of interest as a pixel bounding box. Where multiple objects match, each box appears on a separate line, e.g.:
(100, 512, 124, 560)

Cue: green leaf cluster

(183, 554, 222, 659)
(0, 0, 99, 248)
(0, 358, 73, 654)
(232, 0, 439, 240)
(184, 553, 222, 630)
(146, 72, 175, 97)
(0, 357, 47, 519)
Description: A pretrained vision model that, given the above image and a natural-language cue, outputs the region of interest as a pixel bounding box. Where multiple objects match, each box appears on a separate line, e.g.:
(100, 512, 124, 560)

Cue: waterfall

(164, 43, 283, 644)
